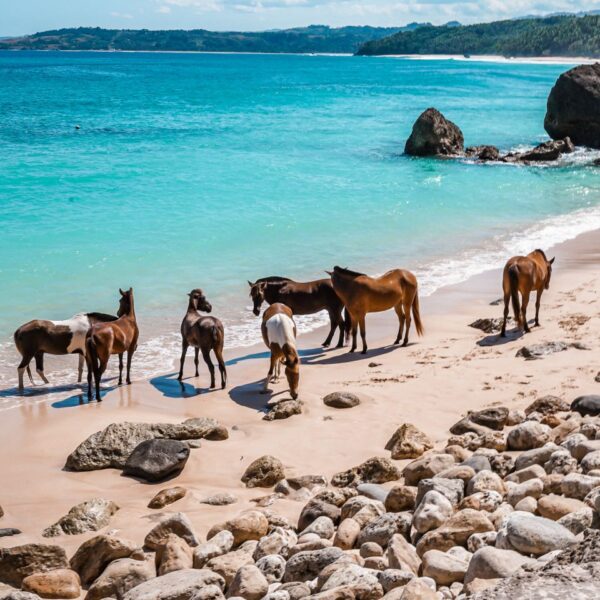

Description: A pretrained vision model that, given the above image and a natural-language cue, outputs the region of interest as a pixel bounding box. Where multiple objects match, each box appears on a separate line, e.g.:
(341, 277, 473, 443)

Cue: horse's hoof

(322, 342, 330, 348)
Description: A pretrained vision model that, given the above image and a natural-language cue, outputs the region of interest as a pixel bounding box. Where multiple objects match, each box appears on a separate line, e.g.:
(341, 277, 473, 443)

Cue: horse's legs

(194, 347, 200, 377)
(264, 354, 277, 392)
(118, 353, 124, 385)
(86, 356, 93, 399)
(349, 312, 358, 353)
(335, 310, 345, 348)
(521, 290, 531, 333)
(322, 311, 337, 347)
(501, 292, 510, 337)
(402, 299, 412, 347)
(178, 341, 188, 381)
(126, 349, 134, 385)
(17, 352, 34, 390)
(534, 290, 543, 327)
(201, 348, 215, 389)
(77, 353, 84, 383)
(394, 305, 405, 345)
(359, 316, 368, 354)
(34, 352, 49, 384)
(214, 346, 227, 389)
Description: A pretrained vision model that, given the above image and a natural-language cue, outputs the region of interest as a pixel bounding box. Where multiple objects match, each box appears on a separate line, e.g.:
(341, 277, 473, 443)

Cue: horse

(261, 303, 299, 399)
(249, 276, 348, 348)
(85, 288, 139, 401)
(328, 266, 424, 354)
(501, 249, 555, 337)
(14, 310, 117, 391)
(178, 288, 227, 389)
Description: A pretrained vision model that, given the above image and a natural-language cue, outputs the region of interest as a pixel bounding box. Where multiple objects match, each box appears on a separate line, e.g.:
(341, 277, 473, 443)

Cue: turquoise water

(1, 51, 600, 395)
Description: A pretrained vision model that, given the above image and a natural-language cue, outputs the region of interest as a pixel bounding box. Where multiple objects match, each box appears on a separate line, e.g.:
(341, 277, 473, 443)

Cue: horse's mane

(87, 312, 118, 322)
(333, 266, 366, 278)
(533, 249, 548, 261)
(255, 276, 293, 285)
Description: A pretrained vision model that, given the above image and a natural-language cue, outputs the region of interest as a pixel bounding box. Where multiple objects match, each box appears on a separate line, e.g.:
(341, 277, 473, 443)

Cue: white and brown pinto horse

(14, 310, 117, 391)
(261, 303, 299, 399)
(501, 249, 555, 337)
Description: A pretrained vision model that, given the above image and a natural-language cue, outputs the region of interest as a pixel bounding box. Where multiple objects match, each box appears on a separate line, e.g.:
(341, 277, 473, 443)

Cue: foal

(501, 249, 555, 337)
(178, 289, 226, 389)
(86, 288, 139, 400)
(261, 303, 299, 399)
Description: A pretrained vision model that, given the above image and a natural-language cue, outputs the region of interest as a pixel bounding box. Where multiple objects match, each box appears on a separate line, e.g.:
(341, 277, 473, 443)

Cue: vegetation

(356, 15, 600, 57)
(0, 25, 428, 54)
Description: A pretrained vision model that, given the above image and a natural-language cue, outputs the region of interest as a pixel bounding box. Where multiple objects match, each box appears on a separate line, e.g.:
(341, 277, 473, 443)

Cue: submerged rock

(405, 108, 464, 157)
(465, 145, 500, 161)
(504, 138, 574, 162)
(42, 498, 119, 537)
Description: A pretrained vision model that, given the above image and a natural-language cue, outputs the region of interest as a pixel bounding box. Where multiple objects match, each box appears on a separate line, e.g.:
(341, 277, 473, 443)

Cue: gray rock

(122, 569, 224, 600)
(264, 400, 303, 421)
(332, 457, 400, 487)
(525, 396, 569, 416)
(123, 439, 189, 482)
(514, 444, 560, 472)
(283, 547, 343, 582)
(413, 491, 453, 534)
(200, 493, 238, 506)
(65, 418, 226, 471)
(561, 472, 600, 500)
(297, 499, 340, 531)
(378, 569, 415, 592)
(357, 512, 411, 547)
(461, 455, 491, 473)
(144, 513, 199, 550)
(86, 556, 156, 600)
(0, 544, 68, 587)
(42, 498, 119, 537)
(323, 392, 360, 409)
(422, 549, 469, 586)
(0, 530, 21, 538)
(405, 108, 464, 156)
(417, 478, 464, 507)
(464, 547, 534, 583)
(193, 531, 234, 568)
(299, 516, 335, 540)
(469, 407, 509, 431)
(356, 484, 389, 503)
(256, 554, 286, 583)
(507, 422, 551, 451)
(505, 512, 576, 556)
(571, 395, 600, 416)
(516, 342, 569, 359)
(403, 454, 455, 486)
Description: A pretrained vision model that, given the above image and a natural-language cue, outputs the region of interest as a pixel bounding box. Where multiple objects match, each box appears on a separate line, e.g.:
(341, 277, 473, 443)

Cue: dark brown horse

(501, 249, 555, 337)
(86, 288, 139, 400)
(249, 276, 347, 348)
(261, 303, 299, 399)
(14, 311, 117, 391)
(329, 266, 424, 354)
(178, 289, 226, 389)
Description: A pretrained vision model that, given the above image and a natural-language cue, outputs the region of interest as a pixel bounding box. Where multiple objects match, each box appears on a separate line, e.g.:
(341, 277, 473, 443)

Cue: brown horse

(85, 288, 139, 400)
(261, 303, 299, 399)
(328, 266, 424, 354)
(501, 249, 555, 337)
(249, 276, 348, 348)
(178, 289, 226, 389)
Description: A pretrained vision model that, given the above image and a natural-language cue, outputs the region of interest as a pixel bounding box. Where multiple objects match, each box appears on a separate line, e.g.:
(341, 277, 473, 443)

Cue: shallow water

(1, 51, 600, 408)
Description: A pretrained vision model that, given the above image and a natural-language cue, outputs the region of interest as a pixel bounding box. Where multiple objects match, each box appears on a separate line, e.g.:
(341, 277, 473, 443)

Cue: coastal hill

(0, 24, 429, 54)
(357, 14, 600, 57)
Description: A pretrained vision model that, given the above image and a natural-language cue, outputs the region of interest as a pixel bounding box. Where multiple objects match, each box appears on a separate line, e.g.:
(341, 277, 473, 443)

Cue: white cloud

(110, 11, 134, 19)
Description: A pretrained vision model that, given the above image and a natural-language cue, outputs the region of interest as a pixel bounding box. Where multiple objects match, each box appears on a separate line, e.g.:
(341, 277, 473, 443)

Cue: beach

(1, 226, 598, 574)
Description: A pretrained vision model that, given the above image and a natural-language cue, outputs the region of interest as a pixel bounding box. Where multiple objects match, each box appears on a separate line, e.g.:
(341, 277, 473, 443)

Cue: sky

(1, 0, 599, 36)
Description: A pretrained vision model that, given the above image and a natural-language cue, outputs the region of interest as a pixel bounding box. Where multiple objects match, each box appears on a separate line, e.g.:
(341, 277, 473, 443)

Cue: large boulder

(0, 544, 68, 587)
(123, 439, 189, 482)
(385, 424, 433, 460)
(85, 556, 156, 600)
(65, 418, 226, 471)
(464, 547, 534, 583)
(405, 108, 464, 156)
(544, 63, 600, 148)
(504, 512, 576, 556)
(122, 569, 224, 600)
(242, 456, 285, 488)
(42, 498, 119, 537)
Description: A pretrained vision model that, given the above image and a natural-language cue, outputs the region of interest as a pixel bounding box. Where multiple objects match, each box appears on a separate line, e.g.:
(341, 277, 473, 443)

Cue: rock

(155, 533, 193, 575)
(507, 410, 526, 426)
(506, 478, 543, 507)
(0, 592, 44, 600)
(417, 478, 464, 508)
(42, 498, 119, 537)
(416, 509, 494, 557)
(545, 63, 600, 148)
(201, 493, 238, 506)
(254, 529, 296, 561)
(561, 472, 600, 500)
(580, 450, 600, 473)
(514, 443, 559, 471)
(506, 138, 574, 162)
(0, 544, 69, 587)
(393, 578, 438, 599)
(404, 108, 464, 156)
(571, 395, 600, 416)
(255, 554, 286, 583)
(469, 408, 509, 431)
(449, 417, 490, 436)
(227, 565, 268, 600)
(360, 543, 383, 559)
(242, 456, 285, 488)
(357, 484, 389, 503)
(385, 424, 433, 460)
(403, 455, 455, 486)
(222, 511, 269, 546)
(516, 341, 569, 359)
(0, 530, 21, 538)
(385, 487, 417, 513)
(461, 455, 491, 473)
(357, 513, 412, 548)
(300, 516, 335, 540)
(194, 531, 235, 568)
(144, 513, 199, 550)
(85, 556, 156, 600)
(444, 445, 471, 462)
(514, 497, 537, 513)
(333, 518, 361, 551)
(123, 439, 189, 482)
(283, 547, 343, 583)
(422, 550, 468, 586)
(122, 569, 225, 600)
(323, 392, 361, 409)
(21, 569, 80, 599)
(504, 512, 576, 556)
(466, 470, 505, 496)
(387, 534, 421, 575)
(278, 581, 311, 599)
(341, 496, 384, 523)
(465, 146, 500, 161)
(565, 437, 600, 461)
(507, 422, 551, 451)
(466, 532, 497, 553)
(505, 464, 545, 484)
(65, 418, 225, 471)
(206, 550, 254, 586)
(525, 395, 569, 416)
(463, 547, 533, 583)
(413, 491, 453, 534)
(544, 449, 577, 475)
(333, 457, 400, 487)
(460, 491, 502, 513)
(435, 465, 475, 485)
(298, 499, 340, 531)
(148, 486, 187, 509)
(320, 563, 381, 593)
(378, 569, 414, 592)
(558, 507, 593, 535)
(264, 400, 303, 421)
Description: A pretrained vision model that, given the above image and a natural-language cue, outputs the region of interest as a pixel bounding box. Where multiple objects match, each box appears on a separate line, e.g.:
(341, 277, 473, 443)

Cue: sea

(1, 51, 599, 409)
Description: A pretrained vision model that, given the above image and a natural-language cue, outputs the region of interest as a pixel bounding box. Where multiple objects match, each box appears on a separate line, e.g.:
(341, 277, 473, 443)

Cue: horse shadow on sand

(303, 343, 410, 366)
(150, 372, 218, 399)
(476, 327, 526, 348)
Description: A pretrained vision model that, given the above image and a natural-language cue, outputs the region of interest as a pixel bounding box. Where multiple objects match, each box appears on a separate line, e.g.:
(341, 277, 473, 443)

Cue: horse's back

(265, 312, 296, 351)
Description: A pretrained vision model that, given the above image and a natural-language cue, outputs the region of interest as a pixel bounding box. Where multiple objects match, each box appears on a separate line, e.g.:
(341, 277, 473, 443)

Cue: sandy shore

(0, 228, 598, 590)
(383, 54, 599, 65)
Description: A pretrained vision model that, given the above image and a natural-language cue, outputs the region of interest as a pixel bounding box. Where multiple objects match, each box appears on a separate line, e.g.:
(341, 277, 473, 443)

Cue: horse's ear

(119, 288, 125, 296)
(549, 257, 555, 265)
(325, 270, 333, 276)
(247, 280, 254, 287)
(129, 287, 133, 293)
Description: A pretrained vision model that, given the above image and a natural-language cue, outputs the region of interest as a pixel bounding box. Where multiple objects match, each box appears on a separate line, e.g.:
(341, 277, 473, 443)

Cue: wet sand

(0, 229, 598, 587)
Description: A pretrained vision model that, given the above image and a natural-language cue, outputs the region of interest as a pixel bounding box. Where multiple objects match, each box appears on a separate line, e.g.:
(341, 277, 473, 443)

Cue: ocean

(1, 51, 599, 408)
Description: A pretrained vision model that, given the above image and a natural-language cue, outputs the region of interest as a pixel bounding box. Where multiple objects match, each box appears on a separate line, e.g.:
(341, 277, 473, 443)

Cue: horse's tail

(508, 265, 522, 327)
(412, 291, 424, 337)
(343, 308, 352, 343)
(282, 342, 299, 370)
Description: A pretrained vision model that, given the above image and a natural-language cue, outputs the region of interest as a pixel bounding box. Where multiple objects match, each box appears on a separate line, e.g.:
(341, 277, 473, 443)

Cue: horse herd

(12, 250, 555, 401)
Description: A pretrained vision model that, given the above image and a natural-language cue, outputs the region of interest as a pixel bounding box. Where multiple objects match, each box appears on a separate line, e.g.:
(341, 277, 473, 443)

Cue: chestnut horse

(261, 303, 299, 399)
(249, 276, 347, 348)
(178, 288, 226, 389)
(86, 288, 139, 400)
(501, 249, 555, 337)
(328, 266, 424, 354)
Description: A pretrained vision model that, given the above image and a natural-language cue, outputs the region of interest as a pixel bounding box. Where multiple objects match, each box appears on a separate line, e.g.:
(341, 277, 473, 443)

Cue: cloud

(110, 11, 134, 19)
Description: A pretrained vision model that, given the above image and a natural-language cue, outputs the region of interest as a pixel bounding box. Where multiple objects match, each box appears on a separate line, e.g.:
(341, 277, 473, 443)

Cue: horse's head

(248, 281, 267, 316)
(117, 288, 134, 317)
(188, 289, 212, 313)
(545, 256, 555, 289)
